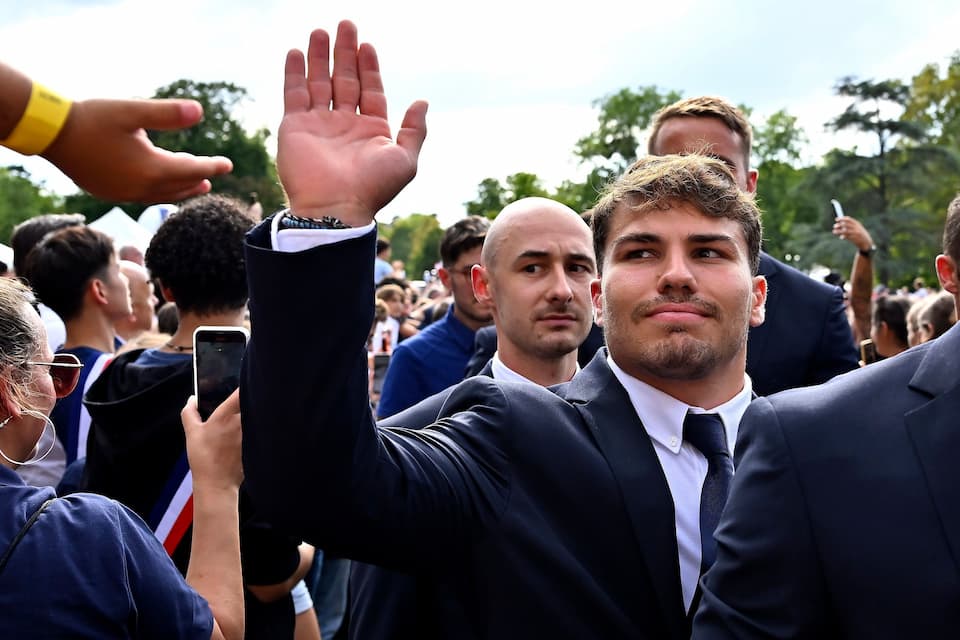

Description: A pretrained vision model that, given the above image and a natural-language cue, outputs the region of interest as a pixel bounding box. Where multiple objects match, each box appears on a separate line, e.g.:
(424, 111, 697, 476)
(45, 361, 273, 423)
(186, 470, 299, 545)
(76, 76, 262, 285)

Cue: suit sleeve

(241, 223, 511, 570)
(692, 397, 832, 639)
(809, 285, 858, 385)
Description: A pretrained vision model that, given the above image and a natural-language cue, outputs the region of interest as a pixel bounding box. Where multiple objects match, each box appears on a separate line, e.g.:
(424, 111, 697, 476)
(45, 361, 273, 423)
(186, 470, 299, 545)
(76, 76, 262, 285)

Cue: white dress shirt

(490, 352, 580, 385)
(606, 355, 752, 612)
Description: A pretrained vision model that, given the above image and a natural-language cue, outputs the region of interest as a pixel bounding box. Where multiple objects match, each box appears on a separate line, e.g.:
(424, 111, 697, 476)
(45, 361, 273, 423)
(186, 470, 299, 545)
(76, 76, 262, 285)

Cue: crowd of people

(2, 18, 960, 640)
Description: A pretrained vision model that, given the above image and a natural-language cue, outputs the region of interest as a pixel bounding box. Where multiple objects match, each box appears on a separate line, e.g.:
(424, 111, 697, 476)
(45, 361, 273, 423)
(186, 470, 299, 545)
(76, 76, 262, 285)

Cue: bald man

(114, 260, 158, 343)
(349, 197, 597, 640)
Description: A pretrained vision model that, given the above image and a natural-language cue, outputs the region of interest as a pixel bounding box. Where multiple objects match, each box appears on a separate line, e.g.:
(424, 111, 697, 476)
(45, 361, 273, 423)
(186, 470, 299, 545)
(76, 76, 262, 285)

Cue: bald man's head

(482, 198, 590, 271)
(473, 198, 596, 376)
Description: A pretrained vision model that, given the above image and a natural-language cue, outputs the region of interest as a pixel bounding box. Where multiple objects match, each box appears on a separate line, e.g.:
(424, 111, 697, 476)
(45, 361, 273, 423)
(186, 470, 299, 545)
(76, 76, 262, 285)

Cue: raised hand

(277, 21, 428, 227)
(42, 98, 233, 203)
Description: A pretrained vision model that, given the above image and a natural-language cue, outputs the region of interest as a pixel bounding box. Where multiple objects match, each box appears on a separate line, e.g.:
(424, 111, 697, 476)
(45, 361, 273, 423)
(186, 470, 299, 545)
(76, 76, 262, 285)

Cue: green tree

(574, 86, 682, 176)
(379, 213, 443, 278)
(463, 172, 550, 219)
(0, 166, 62, 245)
(150, 80, 284, 212)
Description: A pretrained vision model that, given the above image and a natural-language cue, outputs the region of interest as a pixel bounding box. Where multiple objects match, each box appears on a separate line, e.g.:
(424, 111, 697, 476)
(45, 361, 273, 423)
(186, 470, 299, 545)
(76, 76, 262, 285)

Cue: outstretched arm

(0, 60, 233, 203)
(833, 215, 875, 344)
(276, 21, 428, 226)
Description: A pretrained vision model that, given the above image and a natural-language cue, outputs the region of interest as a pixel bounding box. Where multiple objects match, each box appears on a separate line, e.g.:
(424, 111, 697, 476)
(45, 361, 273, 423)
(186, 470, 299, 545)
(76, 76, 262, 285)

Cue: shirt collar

(606, 354, 752, 455)
(490, 352, 580, 385)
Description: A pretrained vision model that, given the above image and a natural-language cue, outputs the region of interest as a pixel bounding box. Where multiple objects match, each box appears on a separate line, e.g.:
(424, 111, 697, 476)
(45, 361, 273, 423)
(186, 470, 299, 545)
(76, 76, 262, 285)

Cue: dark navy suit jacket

(242, 224, 691, 639)
(694, 322, 960, 638)
(748, 253, 858, 396)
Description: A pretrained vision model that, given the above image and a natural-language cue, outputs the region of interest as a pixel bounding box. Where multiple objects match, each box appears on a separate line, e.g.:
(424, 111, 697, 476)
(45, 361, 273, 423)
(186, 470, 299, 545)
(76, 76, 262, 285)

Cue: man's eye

(695, 248, 722, 259)
(522, 264, 542, 273)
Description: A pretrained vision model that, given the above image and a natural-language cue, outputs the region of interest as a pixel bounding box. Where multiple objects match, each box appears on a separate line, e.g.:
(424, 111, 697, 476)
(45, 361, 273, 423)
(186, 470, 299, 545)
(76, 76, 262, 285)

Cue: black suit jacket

(747, 253, 858, 396)
(693, 323, 960, 638)
(242, 225, 690, 639)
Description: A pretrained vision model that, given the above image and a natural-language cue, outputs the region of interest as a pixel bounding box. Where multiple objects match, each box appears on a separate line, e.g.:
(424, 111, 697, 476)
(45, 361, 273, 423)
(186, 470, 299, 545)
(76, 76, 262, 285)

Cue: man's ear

(749, 275, 767, 327)
(745, 168, 759, 195)
(472, 266, 493, 306)
(936, 254, 958, 295)
(437, 267, 452, 292)
(590, 278, 604, 327)
(89, 277, 109, 306)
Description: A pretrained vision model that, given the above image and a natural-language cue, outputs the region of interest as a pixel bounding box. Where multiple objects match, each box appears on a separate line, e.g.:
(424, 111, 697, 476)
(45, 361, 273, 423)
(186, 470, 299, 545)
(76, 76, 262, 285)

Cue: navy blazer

(747, 253, 858, 396)
(242, 224, 690, 639)
(694, 322, 960, 638)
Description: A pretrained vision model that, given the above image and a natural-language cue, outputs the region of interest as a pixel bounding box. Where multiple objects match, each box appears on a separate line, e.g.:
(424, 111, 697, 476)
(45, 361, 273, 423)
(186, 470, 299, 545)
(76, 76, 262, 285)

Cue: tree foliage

(378, 213, 443, 279)
(0, 166, 62, 245)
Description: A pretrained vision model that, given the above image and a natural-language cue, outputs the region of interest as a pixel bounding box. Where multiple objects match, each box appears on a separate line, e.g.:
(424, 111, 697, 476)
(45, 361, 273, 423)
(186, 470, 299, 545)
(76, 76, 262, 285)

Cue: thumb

(397, 100, 428, 159)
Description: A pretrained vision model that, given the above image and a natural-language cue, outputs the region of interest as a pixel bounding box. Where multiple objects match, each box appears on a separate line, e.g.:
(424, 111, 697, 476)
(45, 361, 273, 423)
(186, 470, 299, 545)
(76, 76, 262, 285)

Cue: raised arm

(276, 21, 427, 226)
(0, 60, 233, 203)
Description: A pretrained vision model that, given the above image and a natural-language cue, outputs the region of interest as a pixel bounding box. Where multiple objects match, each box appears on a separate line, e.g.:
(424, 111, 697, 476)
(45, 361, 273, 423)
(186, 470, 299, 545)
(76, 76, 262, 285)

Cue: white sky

(2, 0, 959, 227)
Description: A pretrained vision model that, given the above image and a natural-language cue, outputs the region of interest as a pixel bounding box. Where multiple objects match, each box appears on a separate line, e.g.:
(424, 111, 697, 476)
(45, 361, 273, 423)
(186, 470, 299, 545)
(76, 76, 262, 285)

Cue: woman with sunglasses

(0, 277, 244, 638)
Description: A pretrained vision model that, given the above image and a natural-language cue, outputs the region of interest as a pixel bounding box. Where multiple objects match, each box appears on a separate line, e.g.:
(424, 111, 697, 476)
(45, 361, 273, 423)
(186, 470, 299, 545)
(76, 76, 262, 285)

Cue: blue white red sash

(148, 452, 193, 556)
(73, 352, 113, 461)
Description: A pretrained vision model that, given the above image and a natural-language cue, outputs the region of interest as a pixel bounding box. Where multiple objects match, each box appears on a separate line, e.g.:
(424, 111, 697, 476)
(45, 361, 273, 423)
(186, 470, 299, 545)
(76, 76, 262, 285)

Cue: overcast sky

(2, 0, 959, 226)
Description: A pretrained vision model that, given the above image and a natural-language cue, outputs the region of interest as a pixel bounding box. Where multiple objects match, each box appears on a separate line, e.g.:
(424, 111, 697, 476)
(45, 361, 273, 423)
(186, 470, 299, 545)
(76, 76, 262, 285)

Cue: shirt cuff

(270, 210, 376, 252)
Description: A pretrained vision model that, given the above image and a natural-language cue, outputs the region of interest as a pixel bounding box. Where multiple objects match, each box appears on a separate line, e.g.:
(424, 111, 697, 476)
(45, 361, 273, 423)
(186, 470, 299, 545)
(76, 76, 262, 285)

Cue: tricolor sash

(148, 452, 193, 556)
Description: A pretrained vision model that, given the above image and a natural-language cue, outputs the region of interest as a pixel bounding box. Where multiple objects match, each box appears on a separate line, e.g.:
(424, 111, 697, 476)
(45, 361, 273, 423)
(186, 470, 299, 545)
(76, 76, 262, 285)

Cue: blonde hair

(0, 278, 46, 413)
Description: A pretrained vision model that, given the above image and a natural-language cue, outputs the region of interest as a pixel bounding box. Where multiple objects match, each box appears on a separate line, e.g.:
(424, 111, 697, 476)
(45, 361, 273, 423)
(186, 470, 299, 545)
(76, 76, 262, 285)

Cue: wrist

(858, 244, 877, 258)
(2, 82, 73, 156)
(287, 200, 374, 228)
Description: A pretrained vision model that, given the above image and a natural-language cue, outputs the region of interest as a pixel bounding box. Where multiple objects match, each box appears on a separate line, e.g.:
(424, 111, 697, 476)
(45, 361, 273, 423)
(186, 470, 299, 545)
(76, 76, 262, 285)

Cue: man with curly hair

(82, 195, 317, 639)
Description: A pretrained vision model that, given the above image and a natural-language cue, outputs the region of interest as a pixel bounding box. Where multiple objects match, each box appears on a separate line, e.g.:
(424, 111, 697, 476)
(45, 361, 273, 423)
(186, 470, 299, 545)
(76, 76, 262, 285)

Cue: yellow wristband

(0, 82, 72, 156)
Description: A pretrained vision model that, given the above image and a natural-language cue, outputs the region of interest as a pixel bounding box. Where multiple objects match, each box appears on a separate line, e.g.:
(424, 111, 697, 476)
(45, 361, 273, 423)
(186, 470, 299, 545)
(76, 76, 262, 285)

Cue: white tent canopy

(88, 206, 155, 253)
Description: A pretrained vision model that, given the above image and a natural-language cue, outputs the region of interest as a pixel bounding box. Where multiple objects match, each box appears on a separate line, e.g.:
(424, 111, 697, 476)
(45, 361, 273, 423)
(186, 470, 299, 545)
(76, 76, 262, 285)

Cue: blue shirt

(377, 305, 479, 418)
(0, 466, 212, 638)
(50, 345, 113, 464)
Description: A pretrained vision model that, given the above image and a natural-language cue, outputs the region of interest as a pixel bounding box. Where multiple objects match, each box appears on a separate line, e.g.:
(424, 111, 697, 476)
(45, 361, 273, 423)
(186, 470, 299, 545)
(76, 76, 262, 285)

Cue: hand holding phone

(193, 326, 249, 420)
(830, 199, 845, 220)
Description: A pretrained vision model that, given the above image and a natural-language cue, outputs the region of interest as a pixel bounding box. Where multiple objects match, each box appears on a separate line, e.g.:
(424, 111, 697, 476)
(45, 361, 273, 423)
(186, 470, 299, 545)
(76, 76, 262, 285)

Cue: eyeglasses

(26, 353, 84, 399)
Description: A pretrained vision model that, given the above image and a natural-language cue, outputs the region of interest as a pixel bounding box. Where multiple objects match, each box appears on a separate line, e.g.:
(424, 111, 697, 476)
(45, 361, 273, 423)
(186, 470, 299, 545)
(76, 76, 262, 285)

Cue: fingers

(306, 28, 332, 110)
(358, 42, 387, 120)
(332, 20, 360, 112)
(284, 48, 310, 114)
(397, 100, 429, 160)
(117, 99, 205, 131)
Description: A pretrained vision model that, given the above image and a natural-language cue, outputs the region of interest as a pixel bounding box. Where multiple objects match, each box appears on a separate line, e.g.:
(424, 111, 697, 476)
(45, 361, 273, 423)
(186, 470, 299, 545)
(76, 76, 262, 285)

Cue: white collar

(605, 354, 752, 455)
(491, 352, 580, 385)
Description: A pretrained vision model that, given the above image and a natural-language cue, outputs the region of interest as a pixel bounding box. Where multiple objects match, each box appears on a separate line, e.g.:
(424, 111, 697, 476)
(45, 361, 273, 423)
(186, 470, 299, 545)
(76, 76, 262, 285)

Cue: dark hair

(942, 194, 960, 264)
(376, 238, 391, 255)
(156, 301, 179, 335)
(873, 295, 912, 348)
(10, 213, 85, 278)
(591, 154, 762, 274)
(24, 226, 115, 321)
(145, 195, 253, 315)
(440, 216, 489, 267)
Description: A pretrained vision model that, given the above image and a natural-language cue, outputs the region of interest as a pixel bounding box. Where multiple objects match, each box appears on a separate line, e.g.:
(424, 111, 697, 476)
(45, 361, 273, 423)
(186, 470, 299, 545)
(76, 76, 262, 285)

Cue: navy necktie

(683, 412, 734, 573)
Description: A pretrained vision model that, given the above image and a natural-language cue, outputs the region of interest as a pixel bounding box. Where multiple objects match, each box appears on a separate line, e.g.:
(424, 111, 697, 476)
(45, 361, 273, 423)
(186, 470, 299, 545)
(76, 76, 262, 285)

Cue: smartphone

(859, 338, 878, 365)
(193, 326, 249, 420)
(830, 199, 845, 220)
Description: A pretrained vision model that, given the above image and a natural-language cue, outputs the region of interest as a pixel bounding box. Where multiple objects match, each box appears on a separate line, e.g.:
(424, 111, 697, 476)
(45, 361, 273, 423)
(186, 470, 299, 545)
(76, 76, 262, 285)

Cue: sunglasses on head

(26, 353, 84, 399)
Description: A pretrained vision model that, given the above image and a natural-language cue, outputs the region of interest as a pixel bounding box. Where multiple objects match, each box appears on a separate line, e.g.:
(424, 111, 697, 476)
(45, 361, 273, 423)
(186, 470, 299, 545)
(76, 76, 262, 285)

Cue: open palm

(277, 23, 427, 225)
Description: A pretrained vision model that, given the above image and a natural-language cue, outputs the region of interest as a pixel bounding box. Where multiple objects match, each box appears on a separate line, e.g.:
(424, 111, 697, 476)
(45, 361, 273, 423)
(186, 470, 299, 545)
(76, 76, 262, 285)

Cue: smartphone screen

(193, 326, 249, 420)
(859, 338, 878, 365)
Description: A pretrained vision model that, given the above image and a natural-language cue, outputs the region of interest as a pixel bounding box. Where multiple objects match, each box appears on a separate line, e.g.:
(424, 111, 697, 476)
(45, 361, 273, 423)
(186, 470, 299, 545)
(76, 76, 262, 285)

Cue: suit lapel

(567, 351, 688, 638)
(904, 326, 960, 575)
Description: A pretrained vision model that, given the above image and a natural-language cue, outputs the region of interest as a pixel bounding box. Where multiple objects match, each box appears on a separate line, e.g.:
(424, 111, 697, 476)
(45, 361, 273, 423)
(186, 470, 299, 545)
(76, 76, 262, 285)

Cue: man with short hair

(693, 194, 960, 638)
(114, 259, 158, 343)
(240, 23, 767, 638)
(647, 96, 858, 395)
(23, 225, 131, 475)
(376, 215, 492, 417)
(350, 196, 597, 638)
